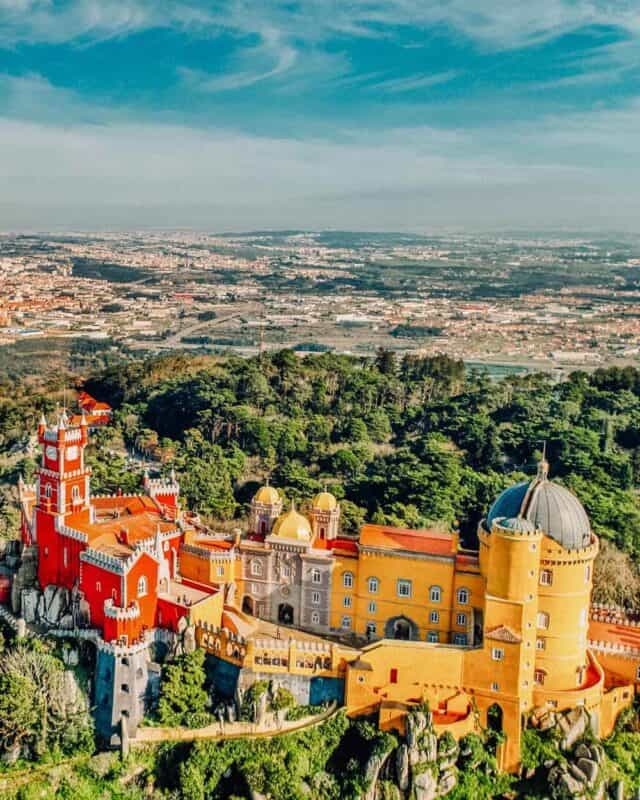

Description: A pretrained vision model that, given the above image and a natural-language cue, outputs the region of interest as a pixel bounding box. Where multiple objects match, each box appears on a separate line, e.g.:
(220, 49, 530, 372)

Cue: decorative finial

(39, 412, 47, 426)
(170, 468, 176, 483)
(537, 442, 549, 480)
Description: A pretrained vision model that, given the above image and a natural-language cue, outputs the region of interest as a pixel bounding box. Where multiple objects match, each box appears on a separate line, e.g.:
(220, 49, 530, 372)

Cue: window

(453, 633, 468, 646)
(368, 577, 379, 594)
(217, 565, 224, 577)
(343, 571, 354, 589)
(536, 638, 546, 651)
(429, 585, 441, 603)
(491, 682, 499, 692)
(312, 569, 322, 585)
(45, 484, 52, 498)
(390, 668, 398, 684)
(137, 576, 147, 597)
(540, 569, 553, 586)
(456, 613, 467, 627)
(366, 622, 376, 636)
(429, 610, 440, 624)
(534, 669, 546, 686)
(343, 596, 352, 608)
(397, 579, 412, 598)
(311, 591, 321, 605)
(251, 582, 259, 594)
(72, 485, 80, 501)
(457, 587, 469, 605)
(576, 666, 585, 686)
(585, 565, 591, 582)
(251, 560, 262, 577)
(63, 547, 68, 567)
(427, 631, 439, 643)
(491, 647, 505, 661)
(368, 600, 377, 614)
(341, 616, 352, 630)
(96, 581, 102, 593)
(537, 611, 550, 630)
(283, 565, 291, 578)
(311, 611, 320, 625)
(636, 665, 640, 681)
(121, 684, 129, 693)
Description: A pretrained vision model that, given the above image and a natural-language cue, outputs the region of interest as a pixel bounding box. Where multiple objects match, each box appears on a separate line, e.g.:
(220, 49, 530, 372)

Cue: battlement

(57, 522, 89, 544)
(104, 599, 141, 620)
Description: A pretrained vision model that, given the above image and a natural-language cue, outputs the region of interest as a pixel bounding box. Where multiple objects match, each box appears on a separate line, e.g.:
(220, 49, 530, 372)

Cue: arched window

(429, 585, 442, 603)
(367, 577, 379, 594)
(311, 569, 322, 584)
(457, 587, 469, 604)
(343, 571, 354, 589)
(311, 611, 320, 625)
(45, 484, 52, 499)
(137, 576, 148, 597)
(251, 560, 262, 577)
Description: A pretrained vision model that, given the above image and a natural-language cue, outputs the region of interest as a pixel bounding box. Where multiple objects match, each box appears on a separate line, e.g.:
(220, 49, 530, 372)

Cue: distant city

(2, 230, 640, 375)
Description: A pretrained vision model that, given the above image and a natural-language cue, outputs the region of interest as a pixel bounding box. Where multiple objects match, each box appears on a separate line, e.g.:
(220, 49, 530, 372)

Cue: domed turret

(254, 484, 280, 505)
(312, 490, 338, 512)
(271, 502, 312, 542)
(486, 457, 591, 551)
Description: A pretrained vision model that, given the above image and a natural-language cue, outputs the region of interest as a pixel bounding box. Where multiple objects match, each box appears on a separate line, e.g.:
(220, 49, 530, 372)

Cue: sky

(1, 1, 640, 233)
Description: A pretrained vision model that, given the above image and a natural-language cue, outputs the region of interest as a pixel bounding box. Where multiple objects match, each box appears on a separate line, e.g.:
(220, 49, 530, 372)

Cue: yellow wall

(330, 553, 360, 631)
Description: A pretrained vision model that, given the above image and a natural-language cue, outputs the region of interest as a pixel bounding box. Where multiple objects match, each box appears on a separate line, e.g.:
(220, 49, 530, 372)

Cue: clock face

(66, 446, 79, 460)
(45, 445, 57, 461)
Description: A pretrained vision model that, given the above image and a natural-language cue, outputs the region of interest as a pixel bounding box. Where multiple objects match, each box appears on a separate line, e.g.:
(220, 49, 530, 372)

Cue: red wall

(79, 558, 122, 630)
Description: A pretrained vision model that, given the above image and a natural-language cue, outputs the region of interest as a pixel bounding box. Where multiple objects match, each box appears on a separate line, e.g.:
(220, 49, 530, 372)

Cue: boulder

(559, 707, 589, 750)
(574, 743, 591, 760)
(59, 613, 74, 629)
(437, 767, 457, 796)
(549, 765, 587, 800)
(396, 744, 410, 791)
(575, 758, 598, 787)
(414, 768, 438, 800)
(43, 585, 70, 626)
(21, 587, 40, 623)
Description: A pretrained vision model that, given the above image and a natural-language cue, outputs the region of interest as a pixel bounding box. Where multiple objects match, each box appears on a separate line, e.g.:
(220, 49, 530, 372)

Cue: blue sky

(1, 1, 640, 232)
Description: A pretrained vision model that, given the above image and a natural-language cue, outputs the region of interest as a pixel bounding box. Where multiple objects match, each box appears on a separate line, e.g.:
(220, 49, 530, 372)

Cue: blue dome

(485, 471, 591, 551)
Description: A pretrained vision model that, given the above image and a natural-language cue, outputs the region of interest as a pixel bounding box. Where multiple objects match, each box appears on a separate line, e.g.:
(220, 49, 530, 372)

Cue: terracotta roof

(589, 618, 640, 651)
(359, 524, 454, 556)
(485, 625, 522, 643)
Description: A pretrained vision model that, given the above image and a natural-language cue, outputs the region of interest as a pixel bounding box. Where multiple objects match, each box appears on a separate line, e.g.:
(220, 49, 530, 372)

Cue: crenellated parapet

(57, 521, 89, 544)
(104, 599, 141, 621)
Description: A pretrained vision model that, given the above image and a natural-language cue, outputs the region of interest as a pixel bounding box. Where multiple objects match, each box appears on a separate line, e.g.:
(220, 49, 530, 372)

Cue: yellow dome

(312, 491, 338, 511)
(254, 485, 280, 505)
(271, 507, 312, 541)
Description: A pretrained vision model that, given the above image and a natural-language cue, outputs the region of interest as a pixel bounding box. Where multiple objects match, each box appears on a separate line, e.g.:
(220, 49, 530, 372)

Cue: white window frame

(367, 577, 379, 594)
(217, 565, 224, 577)
(536, 637, 546, 651)
(368, 600, 377, 614)
(456, 612, 467, 626)
(137, 575, 147, 597)
(429, 585, 442, 603)
(341, 615, 352, 630)
(311, 611, 320, 625)
(311, 568, 322, 585)
(311, 591, 321, 605)
(429, 610, 440, 624)
(397, 579, 412, 598)
(491, 647, 504, 661)
(251, 560, 262, 577)
(343, 595, 352, 608)
(453, 633, 467, 646)
(537, 611, 550, 630)
(427, 631, 439, 643)
(343, 571, 354, 588)
(456, 587, 469, 605)
(540, 569, 553, 586)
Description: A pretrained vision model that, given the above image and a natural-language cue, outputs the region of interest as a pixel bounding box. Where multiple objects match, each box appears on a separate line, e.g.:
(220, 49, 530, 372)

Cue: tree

(158, 649, 210, 728)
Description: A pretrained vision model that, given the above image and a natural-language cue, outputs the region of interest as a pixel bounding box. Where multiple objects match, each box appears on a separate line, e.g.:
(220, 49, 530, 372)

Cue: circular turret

(312, 490, 338, 512)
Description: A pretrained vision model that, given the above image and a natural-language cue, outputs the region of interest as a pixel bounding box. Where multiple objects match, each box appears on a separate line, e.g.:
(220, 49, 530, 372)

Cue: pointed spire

(170, 468, 176, 483)
(537, 442, 549, 480)
(39, 412, 47, 427)
(80, 409, 88, 426)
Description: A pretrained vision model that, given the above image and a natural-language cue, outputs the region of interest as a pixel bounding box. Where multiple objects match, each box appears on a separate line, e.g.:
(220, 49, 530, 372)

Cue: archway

(487, 703, 503, 733)
(242, 596, 255, 616)
(384, 615, 418, 641)
(278, 603, 294, 625)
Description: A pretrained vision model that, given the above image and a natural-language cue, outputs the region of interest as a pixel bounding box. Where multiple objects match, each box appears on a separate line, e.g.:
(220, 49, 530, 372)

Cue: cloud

(369, 71, 459, 94)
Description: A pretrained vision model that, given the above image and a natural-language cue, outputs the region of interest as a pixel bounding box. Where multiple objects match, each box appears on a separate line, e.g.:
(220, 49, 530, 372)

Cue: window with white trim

(457, 587, 469, 604)
(341, 615, 352, 630)
(368, 600, 377, 614)
(311, 611, 320, 625)
(343, 595, 352, 608)
(429, 610, 440, 624)
(534, 669, 546, 685)
(536, 637, 546, 651)
(217, 565, 224, 577)
(456, 612, 467, 626)
(397, 579, 412, 598)
(491, 682, 499, 692)
(251, 560, 262, 577)
(429, 585, 441, 603)
(368, 577, 379, 594)
(453, 633, 468, 645)
(491, 647, 504, 661)
(343, 571, 354, 588)
(311, 591, 321, 605)
(427, 631, 439, 643)
(537, 611, 550, 629)
(137, 576, 147, 597)
(540, 569, 553, 586)
(312, 568, 322, 584)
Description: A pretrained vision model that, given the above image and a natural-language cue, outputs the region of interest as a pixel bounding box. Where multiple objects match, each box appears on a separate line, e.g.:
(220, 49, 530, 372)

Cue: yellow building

(178, 459, 635, 772)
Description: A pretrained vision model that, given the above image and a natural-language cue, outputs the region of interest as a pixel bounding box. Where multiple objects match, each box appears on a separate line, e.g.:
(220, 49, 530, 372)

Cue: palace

(15, 412, 640, 770)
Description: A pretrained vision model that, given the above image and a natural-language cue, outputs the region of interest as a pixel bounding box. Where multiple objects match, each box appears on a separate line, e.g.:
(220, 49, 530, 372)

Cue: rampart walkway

(130, 701, 340, 747)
